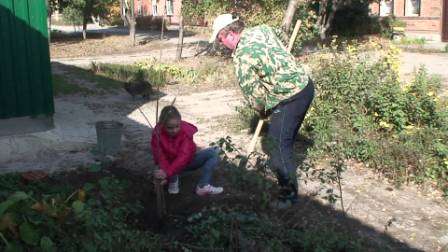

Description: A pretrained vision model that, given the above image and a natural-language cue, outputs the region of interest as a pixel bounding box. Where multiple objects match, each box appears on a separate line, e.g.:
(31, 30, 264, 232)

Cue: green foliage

(92, 58, 235, 88)
(306, 42, 448, 194)
(182, 0, 233, 26)
(182, 0, 319, 50)
(62, 0, 118, 26)
(0, 173, 160, 251)
(62, 3, 83, 26)
(92, 60, 197, 87)
(377, 16, 407, 39)
(397, 37, 427, 46)
(329, 0, 377, 38)
(183, 207, 363, 251)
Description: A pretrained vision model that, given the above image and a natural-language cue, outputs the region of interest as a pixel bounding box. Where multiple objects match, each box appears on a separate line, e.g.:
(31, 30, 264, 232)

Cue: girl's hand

(153, 177, 167, 186)
(154, 169, 167, 180)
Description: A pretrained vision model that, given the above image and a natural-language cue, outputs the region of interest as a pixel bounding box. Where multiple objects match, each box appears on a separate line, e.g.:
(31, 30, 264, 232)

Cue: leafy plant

(305, 42, 448, 194)
(0, 172, 158, 251)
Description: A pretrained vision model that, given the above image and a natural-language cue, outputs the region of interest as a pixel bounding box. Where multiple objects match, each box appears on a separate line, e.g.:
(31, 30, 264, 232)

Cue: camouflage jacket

(233, 25, 309, 110)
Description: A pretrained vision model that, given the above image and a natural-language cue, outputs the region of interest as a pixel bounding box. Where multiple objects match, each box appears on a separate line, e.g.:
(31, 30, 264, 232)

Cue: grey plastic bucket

(95, 121, 123, 155)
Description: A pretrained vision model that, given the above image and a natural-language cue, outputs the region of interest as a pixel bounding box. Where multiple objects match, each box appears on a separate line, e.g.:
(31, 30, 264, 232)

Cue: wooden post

(176, 14, 184, 60)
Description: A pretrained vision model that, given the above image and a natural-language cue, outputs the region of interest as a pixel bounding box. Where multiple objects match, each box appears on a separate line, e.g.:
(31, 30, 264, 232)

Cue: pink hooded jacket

(151, 121, 198, 178)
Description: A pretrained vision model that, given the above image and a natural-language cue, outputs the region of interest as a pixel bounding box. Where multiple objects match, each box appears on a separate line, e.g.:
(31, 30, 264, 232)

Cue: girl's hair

(159, 105, 181, 125)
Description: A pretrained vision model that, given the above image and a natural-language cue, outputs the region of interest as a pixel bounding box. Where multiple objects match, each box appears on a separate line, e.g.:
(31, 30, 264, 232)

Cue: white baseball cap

(209, 14, 239, 43)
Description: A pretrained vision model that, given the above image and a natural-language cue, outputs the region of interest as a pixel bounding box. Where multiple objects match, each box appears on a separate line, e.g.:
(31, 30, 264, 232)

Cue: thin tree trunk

(281, 0, 300, 33)
(82, 19, 87, 40)
(318, 0, 330, 40)
(120, 0, 128, 26)
(319, 0, 343, 40)
(176, 15, 184, 60)
(129, 0, 136, 45)
(82, 1, 94, 40)
(160, 17, 165, 40)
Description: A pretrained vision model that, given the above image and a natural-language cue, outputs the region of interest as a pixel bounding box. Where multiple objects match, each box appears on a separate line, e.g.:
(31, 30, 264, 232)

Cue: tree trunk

(160, 17, 165, 40)
(128, 0, 136, 45)
(120, 0, 128, 26)
(281, 0, 300, 33)
(82, 19, 87, 40)
(318, 0, 343, 40)
(82, 0, 94, 40)
(176, 15, 184, 60)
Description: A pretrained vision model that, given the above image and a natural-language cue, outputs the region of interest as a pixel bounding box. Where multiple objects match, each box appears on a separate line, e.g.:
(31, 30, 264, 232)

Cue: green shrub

(378, 16, 407, 39)
(184, 208, 363, 251)
(91, 61, 186, 87)
(305, 43, 448, 194)
(398, 37, 427, 46)
(182, 0, 319, 49)
(0, 173, 161, 251)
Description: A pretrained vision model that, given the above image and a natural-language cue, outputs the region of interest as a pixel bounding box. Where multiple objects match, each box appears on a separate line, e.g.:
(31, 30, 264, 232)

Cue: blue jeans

(265, 80, 315, 198)
(168, 147, 220, 187)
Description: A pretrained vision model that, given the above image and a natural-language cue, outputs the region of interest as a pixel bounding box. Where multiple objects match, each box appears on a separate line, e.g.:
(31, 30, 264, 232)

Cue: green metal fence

(0, 0, 54, 119)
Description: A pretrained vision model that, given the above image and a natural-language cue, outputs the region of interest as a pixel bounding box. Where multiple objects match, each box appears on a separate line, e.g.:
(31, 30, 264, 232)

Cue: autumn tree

(62, 0, 117, 40)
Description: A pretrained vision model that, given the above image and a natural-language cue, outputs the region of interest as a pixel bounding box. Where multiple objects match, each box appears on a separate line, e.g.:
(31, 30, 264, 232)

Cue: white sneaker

(168, 180, 179, 194)
(195, 184, 223, 196)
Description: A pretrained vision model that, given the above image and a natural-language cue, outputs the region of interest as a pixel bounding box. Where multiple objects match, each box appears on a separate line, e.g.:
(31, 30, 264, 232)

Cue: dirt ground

(40, 59, 448, 251)
(7, 31, 442, 250)
(50, 29, 208, 59)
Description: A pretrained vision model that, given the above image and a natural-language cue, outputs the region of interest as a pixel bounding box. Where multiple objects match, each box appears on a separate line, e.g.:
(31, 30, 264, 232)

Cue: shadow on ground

(45, 62, 421, 250)
(108, 145, 422, 251)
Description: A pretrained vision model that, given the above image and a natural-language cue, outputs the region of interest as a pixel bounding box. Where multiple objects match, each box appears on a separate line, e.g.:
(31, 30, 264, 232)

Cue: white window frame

(405, 0, 421, 17)
(166, 0, 174, 16)
(379, 0, 394, 16)
(137, 0, 143, 16)
(152, 0, 158, 16)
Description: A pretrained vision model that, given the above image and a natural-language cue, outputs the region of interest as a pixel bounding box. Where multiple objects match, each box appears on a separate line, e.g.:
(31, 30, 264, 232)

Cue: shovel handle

(247, 119, 264, 154)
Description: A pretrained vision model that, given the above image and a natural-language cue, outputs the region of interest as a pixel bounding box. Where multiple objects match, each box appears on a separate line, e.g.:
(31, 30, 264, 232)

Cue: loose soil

(46, 61, 448, 250)
(11, 36, 447, 250)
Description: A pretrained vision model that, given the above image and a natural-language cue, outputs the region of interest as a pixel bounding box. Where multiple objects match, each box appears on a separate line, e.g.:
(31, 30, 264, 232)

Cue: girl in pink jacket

(151, 105, 223, 196)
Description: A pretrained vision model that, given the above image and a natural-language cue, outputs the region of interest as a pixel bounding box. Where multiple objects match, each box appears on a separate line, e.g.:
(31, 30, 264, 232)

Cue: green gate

(0, 0, 54, 120)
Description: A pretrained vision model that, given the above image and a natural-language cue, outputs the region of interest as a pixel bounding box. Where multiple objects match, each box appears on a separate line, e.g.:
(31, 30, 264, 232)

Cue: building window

(405, 0, 421, 16)
(166, 0, 174, 16)
(152, 0, 158, 16)
(379, 0, 393, 16)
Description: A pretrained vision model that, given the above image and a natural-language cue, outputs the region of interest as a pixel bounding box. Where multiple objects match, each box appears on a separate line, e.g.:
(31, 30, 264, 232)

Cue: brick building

(370, 0, 448, 41)
(133, 0, 182, 24)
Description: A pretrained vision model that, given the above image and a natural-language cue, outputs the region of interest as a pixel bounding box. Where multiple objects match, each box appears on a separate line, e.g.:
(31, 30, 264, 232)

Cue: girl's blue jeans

(168, 147, 220, 187)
